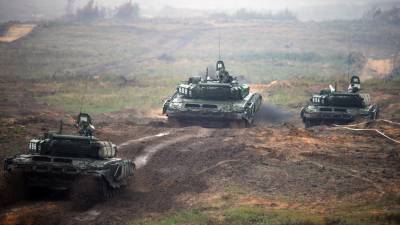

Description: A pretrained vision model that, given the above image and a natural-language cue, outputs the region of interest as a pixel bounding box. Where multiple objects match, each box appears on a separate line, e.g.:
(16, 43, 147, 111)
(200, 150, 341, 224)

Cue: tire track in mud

(116, 128, 213, 169)
(117, 132, 170, 149)
(133, 128, 212, 169)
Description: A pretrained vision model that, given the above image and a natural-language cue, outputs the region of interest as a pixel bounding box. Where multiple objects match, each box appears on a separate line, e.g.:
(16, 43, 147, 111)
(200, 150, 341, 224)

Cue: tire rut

(134, 128, 212, 169)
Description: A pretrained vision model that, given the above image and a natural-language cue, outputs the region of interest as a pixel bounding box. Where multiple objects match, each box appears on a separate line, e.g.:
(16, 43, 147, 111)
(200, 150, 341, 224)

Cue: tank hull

(300, 105, 378, 127)
(164, 93, 262, 124)
(4, 154, 135, 190)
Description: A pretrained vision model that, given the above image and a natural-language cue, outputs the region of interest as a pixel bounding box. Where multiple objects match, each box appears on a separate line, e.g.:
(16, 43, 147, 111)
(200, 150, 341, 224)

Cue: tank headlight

(233, 106, 244, 113)
(308, 106, 317, 113)
(171, 103, 183, 110)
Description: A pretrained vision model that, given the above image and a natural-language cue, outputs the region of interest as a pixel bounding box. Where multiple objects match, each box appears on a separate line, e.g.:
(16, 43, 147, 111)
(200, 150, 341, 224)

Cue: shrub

(75, 0, 105, 21)
(115, 1, 140, 20)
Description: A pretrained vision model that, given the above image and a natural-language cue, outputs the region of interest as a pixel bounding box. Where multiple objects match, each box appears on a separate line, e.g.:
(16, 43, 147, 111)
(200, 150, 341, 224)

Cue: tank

(162, 60, 262, 126)
(300, 76, 379, 128)
(3, 113, 135, 203)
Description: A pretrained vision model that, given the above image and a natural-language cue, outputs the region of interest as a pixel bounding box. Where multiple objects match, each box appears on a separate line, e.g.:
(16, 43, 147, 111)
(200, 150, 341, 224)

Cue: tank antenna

(347, 52, 351, 82)
(206, 67, 209, 82)
(79, 76, 89, 114)
(218, 31, 221, 60)
(58, 120, 63, 134)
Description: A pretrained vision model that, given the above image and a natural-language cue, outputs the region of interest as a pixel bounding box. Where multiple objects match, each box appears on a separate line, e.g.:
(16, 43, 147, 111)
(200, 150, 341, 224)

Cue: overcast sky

(97, 0, 387, 11)
(0, 0, 398, 22)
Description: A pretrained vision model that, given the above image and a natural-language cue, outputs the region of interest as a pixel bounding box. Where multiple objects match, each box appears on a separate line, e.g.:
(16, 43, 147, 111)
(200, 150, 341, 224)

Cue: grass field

(129, 189, 400, 225)
(1, 19, 398, 114)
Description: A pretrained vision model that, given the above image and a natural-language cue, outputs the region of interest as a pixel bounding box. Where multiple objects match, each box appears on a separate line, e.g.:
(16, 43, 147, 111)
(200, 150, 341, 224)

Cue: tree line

(65, 0, 140, 21)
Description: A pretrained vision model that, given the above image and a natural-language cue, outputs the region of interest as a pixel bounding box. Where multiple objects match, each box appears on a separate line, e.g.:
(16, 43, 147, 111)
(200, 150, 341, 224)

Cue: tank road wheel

(304, 119, 313, 128)
(1, 172, 28, 206)
(230, 119, 249, 128)
(71, 176, 109, 210)
(167, 117, 183, 127)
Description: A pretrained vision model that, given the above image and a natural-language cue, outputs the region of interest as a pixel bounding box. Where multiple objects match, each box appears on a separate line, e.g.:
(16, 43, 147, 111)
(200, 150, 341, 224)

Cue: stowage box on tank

(4, 113, 135, 202)
(162, 60, 262, 126)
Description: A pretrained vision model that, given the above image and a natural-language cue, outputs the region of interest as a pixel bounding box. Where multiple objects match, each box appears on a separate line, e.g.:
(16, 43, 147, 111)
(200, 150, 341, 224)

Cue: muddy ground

(0, 80, 399, 225)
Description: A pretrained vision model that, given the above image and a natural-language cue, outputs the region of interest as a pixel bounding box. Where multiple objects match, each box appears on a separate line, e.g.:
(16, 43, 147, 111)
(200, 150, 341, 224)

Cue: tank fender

(162, 91, 177, 114)
(248, 93, 262, 110)
(162, 100, 170, 114)
(4, 157, 13, 171)
(368, 104, 379, 120)
(241, 93, 262, 122)
(113, 160, 135, 181)
(100, 160, 135, 188)
(300, 107, 305, 119)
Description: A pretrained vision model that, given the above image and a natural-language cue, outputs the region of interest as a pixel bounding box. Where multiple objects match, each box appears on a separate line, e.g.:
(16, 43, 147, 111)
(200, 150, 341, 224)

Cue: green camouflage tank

(4, 113, 134, 202)
(300, 76, 379, 128)
(162, 60, 262, 126)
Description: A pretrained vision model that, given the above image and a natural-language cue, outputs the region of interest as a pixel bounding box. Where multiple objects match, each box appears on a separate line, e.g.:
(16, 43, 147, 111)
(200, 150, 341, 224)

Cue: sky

(0, 0, 399, 22)
(96, 0, 399, 20)
(97, 0, 387, 11)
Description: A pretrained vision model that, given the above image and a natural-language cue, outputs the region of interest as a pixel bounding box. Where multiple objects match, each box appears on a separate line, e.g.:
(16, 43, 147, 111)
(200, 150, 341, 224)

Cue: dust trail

(254, 104, 292, 124)
(118, 132, 170, 149)
(331, 125, 400, 144)
(196, 160, 240, 175)
(134, 129, 211, 169)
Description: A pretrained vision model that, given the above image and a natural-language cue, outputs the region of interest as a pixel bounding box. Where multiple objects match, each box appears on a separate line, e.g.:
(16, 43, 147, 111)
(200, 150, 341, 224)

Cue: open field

(0, 18, 399, 225)
(1, 19, 399, 114)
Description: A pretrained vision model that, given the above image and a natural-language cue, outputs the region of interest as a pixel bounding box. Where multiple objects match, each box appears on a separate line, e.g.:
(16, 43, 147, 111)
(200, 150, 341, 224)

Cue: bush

(75, 0, 105, 21)
(363, 7, 400, 25)
(115, 1, 140, 20)
(213, 8, 297, 21)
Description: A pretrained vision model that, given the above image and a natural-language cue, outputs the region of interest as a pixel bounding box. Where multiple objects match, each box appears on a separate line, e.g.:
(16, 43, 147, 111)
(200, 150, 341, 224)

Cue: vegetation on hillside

(363, 6, 400, 25)
(212, 8, 297, 21)
(115, 1, 140, 21)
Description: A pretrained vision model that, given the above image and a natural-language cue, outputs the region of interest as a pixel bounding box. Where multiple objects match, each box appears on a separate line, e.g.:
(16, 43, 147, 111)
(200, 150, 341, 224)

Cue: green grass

(266, 88, 310, 108)
(0, 20, 398, 114)
(224, 207, 324, 225)
(364, 76, 400, 95)
(37, 74, 184, 114)
(129, 209, 209, 225)
(1, 20, 398, 82)
(128, 205, 400, 225)
(127, 188, 400, 225)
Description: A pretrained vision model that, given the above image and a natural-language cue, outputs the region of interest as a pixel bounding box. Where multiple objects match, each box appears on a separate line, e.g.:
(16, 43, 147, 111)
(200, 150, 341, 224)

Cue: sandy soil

(361, 58, 394, 80)
(0, 24, 36, 43)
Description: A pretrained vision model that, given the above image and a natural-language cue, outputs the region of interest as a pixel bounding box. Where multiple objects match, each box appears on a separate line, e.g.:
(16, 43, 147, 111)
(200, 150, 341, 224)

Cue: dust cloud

(254, 104, 292, 124)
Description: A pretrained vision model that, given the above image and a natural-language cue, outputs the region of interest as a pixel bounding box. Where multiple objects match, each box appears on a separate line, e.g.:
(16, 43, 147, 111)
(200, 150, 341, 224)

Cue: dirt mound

(361, 58, 394, 80)
(250, 80, 294, 93)
(0, 24, 36, 43)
